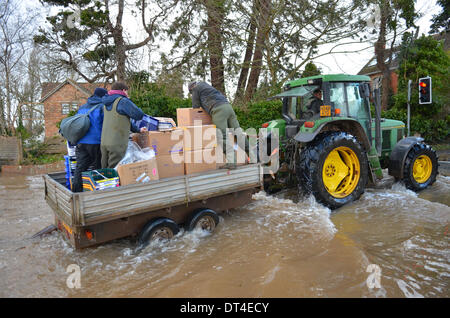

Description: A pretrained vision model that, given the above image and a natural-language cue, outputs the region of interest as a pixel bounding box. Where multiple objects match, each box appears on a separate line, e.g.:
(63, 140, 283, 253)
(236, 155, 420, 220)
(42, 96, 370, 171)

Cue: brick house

(357, 31, 449, 93)
(357, 47, 400, 94)
(40, 79, 109, 137)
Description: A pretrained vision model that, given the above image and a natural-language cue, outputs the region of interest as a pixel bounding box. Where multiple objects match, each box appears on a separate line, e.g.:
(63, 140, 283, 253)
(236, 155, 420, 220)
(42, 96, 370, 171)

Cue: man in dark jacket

(188, 81, 250, 167)
(101, 82, 147, 169)
(307, 88, 324, 115)
(72, 87, 108, 192)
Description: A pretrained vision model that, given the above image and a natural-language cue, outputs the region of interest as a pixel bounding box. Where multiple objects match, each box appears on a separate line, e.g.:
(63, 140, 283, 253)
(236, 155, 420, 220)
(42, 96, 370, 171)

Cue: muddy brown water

(0, 172, 449, 298)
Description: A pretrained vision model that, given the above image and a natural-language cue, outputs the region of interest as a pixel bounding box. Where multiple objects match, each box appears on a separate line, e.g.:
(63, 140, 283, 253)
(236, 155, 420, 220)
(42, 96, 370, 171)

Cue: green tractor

(262, 74, 439, 209)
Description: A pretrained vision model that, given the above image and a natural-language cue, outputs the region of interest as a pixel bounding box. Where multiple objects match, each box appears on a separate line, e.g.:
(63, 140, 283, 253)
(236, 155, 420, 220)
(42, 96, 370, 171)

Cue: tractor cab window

(285, 85, 319, 120)
(346, 83, 367, 119)
(329, 82, 348, 117)
(287, 96, 300, 119)
(347, 82, 371, 126)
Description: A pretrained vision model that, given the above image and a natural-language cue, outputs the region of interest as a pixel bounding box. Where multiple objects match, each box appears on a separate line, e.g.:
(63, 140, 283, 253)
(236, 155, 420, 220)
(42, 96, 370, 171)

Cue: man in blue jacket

(101, 82, 147, 169)
(72, 87, 108, 192)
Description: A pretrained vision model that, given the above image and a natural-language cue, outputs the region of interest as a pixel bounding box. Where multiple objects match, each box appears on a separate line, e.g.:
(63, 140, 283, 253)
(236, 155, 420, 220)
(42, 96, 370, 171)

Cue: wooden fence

(0, 136, 22, 165)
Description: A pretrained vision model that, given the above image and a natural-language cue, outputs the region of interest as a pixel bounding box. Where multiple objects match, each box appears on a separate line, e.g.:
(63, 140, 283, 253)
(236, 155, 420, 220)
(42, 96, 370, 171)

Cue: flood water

(0, 172, 449, 298)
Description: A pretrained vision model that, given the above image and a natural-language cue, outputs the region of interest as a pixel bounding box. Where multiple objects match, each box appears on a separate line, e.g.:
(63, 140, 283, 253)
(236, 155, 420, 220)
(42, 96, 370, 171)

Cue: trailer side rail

(44, 164, 263, 227)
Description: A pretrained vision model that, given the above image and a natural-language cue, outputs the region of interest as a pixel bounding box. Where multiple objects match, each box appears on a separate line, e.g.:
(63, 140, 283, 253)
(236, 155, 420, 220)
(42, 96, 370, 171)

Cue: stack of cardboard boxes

(178, 108, 220, 175)
(182, 124, 217, 175)
(121, 108, 220, 186)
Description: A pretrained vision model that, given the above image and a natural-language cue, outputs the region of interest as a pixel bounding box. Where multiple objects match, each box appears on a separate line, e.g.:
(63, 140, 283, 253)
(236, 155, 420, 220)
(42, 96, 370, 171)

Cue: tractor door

(329, 82, 372, 143)
(346, 82, 372, 140)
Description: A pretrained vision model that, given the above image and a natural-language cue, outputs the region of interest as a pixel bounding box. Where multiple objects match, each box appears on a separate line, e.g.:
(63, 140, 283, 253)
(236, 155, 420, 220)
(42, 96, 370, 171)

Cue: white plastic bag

(115, 141, 156, 169)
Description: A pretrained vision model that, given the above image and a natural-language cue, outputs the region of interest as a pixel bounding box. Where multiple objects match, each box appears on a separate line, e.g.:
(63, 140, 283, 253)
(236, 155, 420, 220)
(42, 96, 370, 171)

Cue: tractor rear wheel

(297, 132, 369, 209)
(402, 143, 438, 191)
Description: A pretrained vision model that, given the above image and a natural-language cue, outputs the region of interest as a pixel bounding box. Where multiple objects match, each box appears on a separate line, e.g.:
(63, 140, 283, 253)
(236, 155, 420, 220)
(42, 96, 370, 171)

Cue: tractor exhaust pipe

(373, 81, 382, 156)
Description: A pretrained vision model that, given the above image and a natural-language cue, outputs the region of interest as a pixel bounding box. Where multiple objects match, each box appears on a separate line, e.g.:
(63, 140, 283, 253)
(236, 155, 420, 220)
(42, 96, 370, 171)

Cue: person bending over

(188, 81, 250, 168)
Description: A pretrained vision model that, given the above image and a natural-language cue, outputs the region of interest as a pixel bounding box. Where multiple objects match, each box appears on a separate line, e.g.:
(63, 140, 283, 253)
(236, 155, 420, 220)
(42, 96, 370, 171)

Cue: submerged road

(0, 166, 449, 298)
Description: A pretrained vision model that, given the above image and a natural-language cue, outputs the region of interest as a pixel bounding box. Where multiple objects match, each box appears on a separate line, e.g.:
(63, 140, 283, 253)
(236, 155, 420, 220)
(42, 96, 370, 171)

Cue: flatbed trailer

(43, 164, 263, 249)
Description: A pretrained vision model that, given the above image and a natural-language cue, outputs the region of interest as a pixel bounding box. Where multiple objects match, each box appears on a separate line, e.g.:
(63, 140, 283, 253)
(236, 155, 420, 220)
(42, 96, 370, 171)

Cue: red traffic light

(418, 77, 432, 104)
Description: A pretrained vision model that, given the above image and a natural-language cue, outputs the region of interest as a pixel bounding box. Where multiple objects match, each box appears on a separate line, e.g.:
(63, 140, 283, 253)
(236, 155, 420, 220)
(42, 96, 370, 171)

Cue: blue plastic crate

(64, 155, 76, 190)
(64, 155, 77, 171)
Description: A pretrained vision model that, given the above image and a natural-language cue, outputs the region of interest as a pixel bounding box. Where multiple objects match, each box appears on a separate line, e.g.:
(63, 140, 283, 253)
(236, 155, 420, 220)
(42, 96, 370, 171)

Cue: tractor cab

(270, 74, 373, 140)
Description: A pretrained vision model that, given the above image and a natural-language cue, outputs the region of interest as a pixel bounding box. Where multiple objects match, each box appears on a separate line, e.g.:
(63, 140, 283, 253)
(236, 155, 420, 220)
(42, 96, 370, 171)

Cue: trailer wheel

(402, 143, 438, 191)
(137, 218, 179, 248)
(185, 209, 219, 233)
(297, 131, 369, 209)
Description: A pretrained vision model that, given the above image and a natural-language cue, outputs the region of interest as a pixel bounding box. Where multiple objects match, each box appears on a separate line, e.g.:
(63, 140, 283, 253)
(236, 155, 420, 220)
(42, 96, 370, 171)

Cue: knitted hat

(94, 87, 108, 97)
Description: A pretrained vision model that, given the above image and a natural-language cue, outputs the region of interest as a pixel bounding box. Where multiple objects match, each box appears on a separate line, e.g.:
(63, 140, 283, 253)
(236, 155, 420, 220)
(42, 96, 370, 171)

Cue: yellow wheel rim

(412, 155, 432, 183)
(322, 146, 360, 198)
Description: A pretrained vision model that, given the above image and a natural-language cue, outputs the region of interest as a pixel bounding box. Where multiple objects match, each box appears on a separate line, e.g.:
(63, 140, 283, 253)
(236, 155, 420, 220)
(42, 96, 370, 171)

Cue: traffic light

(418, 77, 432, 104)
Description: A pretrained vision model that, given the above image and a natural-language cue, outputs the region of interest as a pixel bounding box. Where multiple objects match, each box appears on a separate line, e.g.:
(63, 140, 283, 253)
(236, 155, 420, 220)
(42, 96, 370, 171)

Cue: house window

(61, 103, 78, 115)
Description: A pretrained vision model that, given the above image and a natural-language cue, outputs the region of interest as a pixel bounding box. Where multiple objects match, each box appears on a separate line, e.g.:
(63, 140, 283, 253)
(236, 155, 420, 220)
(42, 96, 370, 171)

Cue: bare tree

(0, 0, 38, 135)
(243, 0, 272, 102)
(234, 0, 258, 101)
(203, 0, 227, 94)
(36, 0, 179, 83)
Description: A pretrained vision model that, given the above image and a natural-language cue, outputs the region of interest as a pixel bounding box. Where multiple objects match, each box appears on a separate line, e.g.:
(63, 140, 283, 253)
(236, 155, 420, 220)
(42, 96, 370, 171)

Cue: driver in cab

(307, 88, 324, 115)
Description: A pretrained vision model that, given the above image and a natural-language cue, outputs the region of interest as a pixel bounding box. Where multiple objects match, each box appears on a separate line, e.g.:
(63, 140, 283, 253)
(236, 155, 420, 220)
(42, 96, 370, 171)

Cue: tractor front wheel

(297, 132, 369, 209)
(402, 143, 438, 191)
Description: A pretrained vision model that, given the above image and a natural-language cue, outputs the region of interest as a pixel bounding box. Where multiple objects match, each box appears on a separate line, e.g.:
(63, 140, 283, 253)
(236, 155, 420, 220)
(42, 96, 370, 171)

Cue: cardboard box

(156, 153, 185, 179)
(182, 125, 217, 151)
(177, 108, 212, 127)
(132, 129, 184, 157)
(117, 158, 159, 186)
(184, 148, 217, 175)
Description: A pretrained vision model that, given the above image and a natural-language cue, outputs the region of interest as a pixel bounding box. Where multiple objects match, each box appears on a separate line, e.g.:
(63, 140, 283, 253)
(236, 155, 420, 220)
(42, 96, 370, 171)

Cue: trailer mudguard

(388, 136, 424, 179)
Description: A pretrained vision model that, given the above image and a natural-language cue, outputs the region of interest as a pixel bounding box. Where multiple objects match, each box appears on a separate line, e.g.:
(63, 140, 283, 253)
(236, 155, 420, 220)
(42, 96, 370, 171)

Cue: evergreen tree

(393, 34, 450, 141)
(429, 0, 450, 34)
(302, 62, 322, 78)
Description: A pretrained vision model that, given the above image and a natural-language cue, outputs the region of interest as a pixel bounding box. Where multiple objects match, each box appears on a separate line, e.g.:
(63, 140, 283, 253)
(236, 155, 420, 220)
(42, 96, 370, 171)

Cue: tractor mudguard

(293, 119, 371, 151)
(388, 136, 424, 179)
